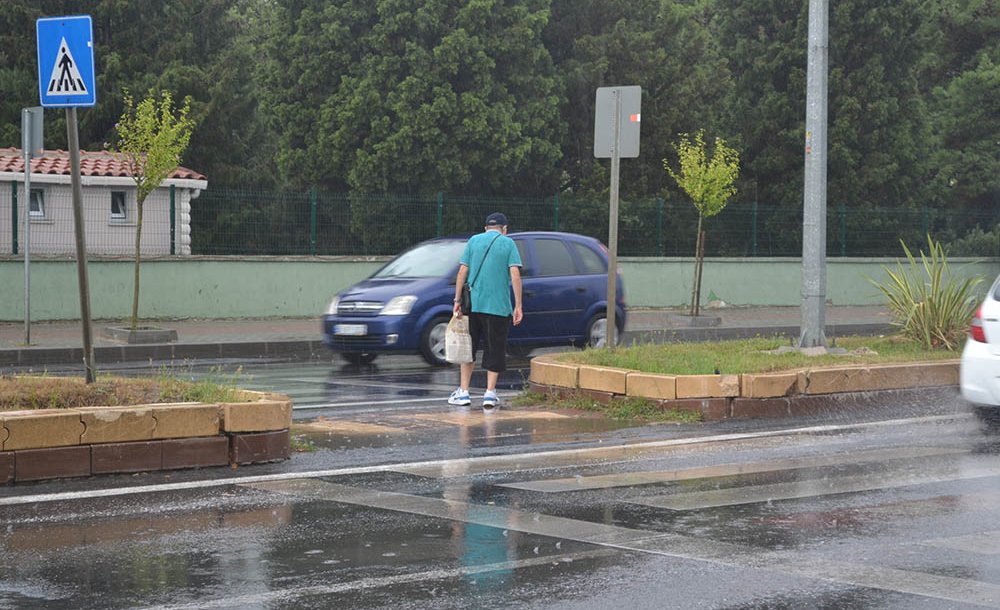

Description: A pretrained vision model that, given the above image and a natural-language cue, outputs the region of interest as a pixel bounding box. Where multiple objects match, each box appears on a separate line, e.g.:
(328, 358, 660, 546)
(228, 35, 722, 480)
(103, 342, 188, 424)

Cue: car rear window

(535, 238, 577, 276)
(571, 242, 606, 274)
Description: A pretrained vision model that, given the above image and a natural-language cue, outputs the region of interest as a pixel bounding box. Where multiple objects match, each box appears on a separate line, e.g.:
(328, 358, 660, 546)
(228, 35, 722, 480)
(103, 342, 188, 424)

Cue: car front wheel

(585, 312, 623, 348)
(420, 316, 451, 366)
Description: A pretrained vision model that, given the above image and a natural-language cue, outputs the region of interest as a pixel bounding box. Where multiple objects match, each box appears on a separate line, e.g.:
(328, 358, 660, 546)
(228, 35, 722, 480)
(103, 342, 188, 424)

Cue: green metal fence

(188, 188, 1000, 257)
(4, 181, 998, 257)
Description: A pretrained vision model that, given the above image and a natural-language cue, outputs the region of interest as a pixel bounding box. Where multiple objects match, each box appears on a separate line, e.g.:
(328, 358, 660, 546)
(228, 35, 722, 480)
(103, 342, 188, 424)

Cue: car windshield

(373, 240, 466, 278)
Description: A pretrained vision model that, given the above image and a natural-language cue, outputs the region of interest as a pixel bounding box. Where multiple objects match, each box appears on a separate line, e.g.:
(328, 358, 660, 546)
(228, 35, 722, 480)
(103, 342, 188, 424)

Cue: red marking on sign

(629, 113, 641, 123)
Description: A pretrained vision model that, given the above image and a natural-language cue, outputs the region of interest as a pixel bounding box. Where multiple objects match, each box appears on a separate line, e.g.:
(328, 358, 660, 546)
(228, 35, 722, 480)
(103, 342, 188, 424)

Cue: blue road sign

(37, 15, 96, 108)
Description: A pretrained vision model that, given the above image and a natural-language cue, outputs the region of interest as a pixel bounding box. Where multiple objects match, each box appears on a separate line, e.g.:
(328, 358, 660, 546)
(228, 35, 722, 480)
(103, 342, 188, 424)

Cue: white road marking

(500, 446, 967, 492)
(634, 462, 1000, 510)
(140, 549, 619, 609)
(246, 478, 1000, 608)
(293, 392, 518, 410)
(923, 530, 1000, 555)
(0, 414, 966, 507)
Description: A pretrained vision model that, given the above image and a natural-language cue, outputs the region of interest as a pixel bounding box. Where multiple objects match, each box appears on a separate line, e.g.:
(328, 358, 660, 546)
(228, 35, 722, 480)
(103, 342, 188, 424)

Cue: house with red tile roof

(0, 147, 207, 256)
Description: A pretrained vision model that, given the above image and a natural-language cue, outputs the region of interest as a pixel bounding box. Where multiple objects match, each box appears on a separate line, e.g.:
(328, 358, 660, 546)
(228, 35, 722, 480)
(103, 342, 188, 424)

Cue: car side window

(572, 242, 606, 274)
(535, 238, 577, 277)
(515, 240, 532, 277)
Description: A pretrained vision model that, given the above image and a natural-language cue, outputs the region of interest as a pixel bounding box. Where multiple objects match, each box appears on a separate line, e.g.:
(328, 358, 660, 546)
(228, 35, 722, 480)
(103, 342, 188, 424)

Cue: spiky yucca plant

(870, 236, 983, 350)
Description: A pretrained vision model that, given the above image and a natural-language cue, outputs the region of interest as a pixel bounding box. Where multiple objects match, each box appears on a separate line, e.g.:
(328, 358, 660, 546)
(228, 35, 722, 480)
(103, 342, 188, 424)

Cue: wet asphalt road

(3, 357, 1000, 609)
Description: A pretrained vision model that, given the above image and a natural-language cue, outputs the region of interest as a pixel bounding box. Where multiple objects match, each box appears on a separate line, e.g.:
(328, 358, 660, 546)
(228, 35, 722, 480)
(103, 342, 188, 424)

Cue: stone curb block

(627, 373, 677, 400)
(529, 354, 579, 389)
(92, 441, 162, 474)
(578, 365, 630, 395)
(532, 383, 958, 422)
(531, 354, 959, 401)
(221, 399, 293, 433)
(800, 361, 959, 395)
(0, 452, 13, 484)
(676, 374, 740, 399)
(230, 430, 291, 464)
(15, 446, 92, 482)
(162, 436, 230, 469)
(661, 397, 730, 420)
(0, 431, 290, 483)
(151, 403, 221, 439)
(741, 372, 801, 398)
(3, 410, 86, 451)
(0, 391, 293, 484)
(80, 406, 156, 445)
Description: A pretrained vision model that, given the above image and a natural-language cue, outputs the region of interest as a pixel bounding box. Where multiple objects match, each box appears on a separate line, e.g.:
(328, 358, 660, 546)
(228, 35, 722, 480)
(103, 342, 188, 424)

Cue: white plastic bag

(445, 315, 473, 364)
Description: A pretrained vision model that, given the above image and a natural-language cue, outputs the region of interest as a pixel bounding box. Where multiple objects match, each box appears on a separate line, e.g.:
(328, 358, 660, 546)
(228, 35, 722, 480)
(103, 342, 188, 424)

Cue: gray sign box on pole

(22, 107, 44, 158)
(594, 86, 641, 158)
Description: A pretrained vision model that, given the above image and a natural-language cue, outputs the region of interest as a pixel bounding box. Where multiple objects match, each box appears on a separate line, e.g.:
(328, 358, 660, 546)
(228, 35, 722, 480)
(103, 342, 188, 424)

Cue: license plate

(334, 324, 367, 336)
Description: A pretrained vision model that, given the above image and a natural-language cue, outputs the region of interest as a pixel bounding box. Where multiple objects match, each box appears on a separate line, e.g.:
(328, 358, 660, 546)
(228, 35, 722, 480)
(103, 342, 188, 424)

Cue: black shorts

(468, 313, 511, 373)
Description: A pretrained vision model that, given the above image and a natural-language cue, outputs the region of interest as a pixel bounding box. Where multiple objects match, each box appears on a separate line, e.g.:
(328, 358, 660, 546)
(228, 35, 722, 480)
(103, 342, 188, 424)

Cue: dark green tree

(545, 0, 731, 199)
(715, 0, 935, 256)
(920, 0, 1000, 238)
(258, 0, 564, 195)
(0, 0, 273, 187)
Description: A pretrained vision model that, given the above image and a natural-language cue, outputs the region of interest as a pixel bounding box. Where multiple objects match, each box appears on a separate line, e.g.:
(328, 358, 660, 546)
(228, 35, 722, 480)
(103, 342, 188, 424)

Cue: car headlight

(381, 295, 417, 315)
(325, 296, 340, 315)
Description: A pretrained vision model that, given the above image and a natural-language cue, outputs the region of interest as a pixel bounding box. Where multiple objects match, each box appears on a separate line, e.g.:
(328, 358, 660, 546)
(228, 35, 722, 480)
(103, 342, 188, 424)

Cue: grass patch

(290, 435, 317, 453)
(0, 368, 251, 411)
(514, 389, 701, 423)
(560, 334, 958, 376)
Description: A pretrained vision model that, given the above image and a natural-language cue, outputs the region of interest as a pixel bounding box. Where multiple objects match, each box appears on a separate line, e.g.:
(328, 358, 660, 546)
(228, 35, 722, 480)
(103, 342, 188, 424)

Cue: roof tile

(0, 147, 206, 180)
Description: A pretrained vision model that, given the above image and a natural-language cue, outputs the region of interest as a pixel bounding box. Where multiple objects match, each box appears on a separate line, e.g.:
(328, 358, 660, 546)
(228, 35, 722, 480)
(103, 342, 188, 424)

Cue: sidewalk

(0, 305, 896, 367)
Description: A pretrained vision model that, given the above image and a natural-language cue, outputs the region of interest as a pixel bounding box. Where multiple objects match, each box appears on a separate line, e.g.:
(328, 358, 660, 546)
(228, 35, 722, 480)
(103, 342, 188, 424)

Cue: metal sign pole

(20, 106, 42, 345)
(66, 107, 95, 382)
(606, 90, 622, 349)
(22, 111, 32, 345)
(594, 85, 640, 349)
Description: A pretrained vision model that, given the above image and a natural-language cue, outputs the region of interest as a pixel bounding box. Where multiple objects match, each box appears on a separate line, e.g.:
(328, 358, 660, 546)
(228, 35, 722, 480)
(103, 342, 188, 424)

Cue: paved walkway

(0, 305, 896, 367)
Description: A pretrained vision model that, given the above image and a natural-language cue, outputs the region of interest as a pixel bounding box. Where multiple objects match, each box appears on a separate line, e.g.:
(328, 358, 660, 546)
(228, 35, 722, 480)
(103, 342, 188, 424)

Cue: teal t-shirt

(460, 230, 522, 316)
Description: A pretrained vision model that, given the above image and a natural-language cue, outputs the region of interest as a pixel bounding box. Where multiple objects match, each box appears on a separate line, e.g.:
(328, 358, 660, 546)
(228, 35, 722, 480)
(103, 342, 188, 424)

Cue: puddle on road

(292, 408, 638, 451)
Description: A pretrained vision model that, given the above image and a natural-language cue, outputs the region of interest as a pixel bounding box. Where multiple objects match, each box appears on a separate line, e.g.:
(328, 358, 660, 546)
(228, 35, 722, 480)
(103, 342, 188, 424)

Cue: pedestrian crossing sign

(37, 15, 96, 108)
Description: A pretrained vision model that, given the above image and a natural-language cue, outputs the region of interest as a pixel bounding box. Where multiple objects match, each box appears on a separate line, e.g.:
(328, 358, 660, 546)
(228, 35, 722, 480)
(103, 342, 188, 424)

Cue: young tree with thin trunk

(113, 90, 194, 331)
(664, 131, 740, 317)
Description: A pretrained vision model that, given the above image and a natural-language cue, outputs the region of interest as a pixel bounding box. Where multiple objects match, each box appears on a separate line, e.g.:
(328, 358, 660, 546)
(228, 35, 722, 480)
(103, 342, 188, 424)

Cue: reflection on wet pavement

(5, 409, 1000, 608)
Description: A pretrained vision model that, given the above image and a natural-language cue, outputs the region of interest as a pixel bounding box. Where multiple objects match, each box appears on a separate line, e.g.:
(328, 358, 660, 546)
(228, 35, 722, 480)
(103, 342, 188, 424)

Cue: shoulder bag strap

(468, 233, 502, 288)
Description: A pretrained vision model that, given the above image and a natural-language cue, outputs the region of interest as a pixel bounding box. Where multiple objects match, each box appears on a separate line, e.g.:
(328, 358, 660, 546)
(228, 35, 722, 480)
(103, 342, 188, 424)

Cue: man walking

(448, 212, 523, 412)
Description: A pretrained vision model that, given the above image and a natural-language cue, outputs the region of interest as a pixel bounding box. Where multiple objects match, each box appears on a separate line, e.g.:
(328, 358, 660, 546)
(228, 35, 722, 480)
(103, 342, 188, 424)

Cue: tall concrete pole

(799, 0, 829, 348)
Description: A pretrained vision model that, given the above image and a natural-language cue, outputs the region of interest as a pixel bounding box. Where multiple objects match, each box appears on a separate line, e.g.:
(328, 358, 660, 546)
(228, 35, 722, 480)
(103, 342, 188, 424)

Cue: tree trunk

(130, 200, 144, 331)
(690, 214, 704, 317)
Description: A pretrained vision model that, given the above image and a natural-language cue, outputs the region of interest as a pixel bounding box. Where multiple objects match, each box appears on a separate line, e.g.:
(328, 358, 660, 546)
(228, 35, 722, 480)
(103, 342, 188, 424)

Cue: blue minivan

(322, 231, 626, 365)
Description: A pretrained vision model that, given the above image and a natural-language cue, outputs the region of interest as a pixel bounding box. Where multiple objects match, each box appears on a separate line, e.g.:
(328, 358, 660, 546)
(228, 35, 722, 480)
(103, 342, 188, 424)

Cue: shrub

(946, 225, 1000, 257)
(870, 235, 983, 350)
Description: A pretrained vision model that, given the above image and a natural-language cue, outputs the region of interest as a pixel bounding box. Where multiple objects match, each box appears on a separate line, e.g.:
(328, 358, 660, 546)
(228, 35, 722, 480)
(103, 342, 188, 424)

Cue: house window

(111, 191, 127, 220)
(29, 189, 45, 218)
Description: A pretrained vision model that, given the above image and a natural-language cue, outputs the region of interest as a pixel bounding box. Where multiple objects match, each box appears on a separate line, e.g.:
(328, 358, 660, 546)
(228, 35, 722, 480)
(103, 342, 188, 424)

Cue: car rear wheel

(420, 316, 451, 366)
(585, 312, 623, 348)
(341, 352, 377, 365)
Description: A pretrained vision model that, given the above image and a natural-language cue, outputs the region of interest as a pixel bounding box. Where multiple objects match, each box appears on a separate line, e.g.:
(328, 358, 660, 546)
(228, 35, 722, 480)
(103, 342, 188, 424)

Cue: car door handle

(575, 287, 587, 293)
(525, 290, 536, 298)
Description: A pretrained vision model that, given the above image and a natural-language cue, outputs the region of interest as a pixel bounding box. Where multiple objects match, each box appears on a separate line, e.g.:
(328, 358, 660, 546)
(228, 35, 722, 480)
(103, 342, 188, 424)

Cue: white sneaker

(448, 388, 471, 406)
(482, 390, 499, 411)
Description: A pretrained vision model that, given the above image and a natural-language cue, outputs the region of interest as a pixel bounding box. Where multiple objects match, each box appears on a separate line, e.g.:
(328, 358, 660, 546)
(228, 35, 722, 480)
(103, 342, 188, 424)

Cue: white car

(960, 273, 1000, 410)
